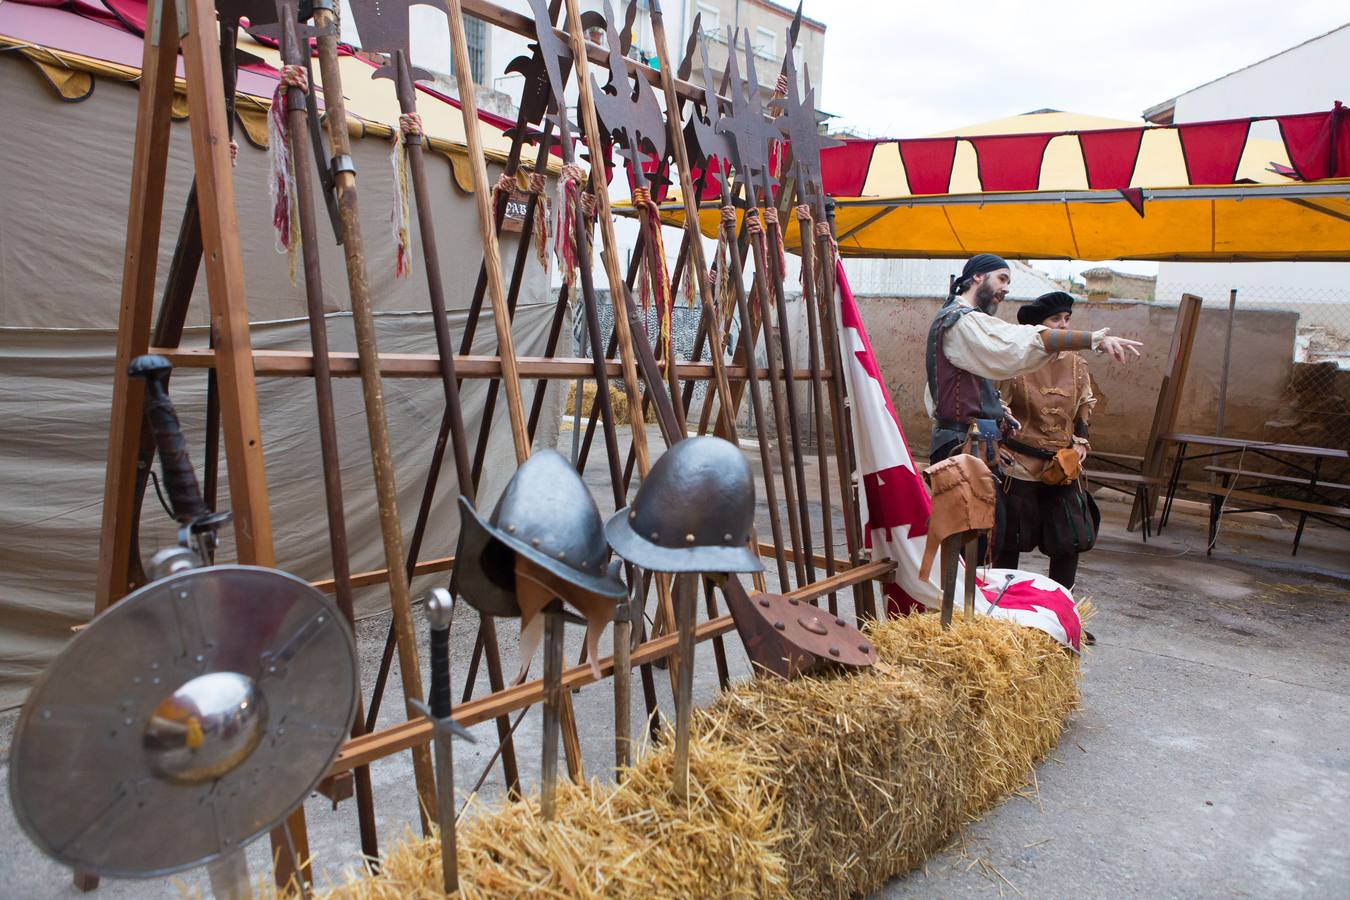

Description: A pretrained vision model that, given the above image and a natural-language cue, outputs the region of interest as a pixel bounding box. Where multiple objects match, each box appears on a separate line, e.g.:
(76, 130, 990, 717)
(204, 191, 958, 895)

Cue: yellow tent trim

(649, 181, 1350, 262)
(0, 31, 562, 193)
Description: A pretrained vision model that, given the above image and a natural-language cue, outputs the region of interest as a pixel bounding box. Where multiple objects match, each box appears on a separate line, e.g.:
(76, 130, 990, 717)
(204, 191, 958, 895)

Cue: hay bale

(563, 382, 656, 426)
(325, 732, 785, 899)
(322, 615, 1079, 898)
(716, 613, 1080, 898)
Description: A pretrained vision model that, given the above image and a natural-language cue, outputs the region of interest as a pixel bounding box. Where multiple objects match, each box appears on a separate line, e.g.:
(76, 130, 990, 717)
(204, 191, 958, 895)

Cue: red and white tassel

(390, 112, 421, 279)
(633, 186, 673, 355)
(554, 164, 584, 289)
(268, 65, 308, 285)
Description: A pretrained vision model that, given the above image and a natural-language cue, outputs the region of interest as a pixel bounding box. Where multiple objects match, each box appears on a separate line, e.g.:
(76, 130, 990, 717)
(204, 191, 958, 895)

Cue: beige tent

(0, 13, 564, 707)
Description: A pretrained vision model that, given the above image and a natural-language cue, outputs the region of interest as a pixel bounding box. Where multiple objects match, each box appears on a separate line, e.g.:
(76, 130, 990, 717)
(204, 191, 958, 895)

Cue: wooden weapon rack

(91, 0, 894, 889)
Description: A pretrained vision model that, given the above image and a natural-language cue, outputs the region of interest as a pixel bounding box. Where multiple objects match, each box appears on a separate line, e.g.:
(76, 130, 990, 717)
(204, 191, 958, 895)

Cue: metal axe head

(344, 0, 439, 82)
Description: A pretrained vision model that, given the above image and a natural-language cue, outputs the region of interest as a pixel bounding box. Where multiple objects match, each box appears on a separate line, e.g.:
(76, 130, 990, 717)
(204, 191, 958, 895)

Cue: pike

(251, 0, 382, 859)
(589, 0, 687, 443)
(733, 31, 816, 590)
(772, 48, 871, 619)
(346, 0, 533, 792)
(501, 0, 656, 772)
(772, 38, 842, 613)
(682, 36, 792, 593)
(560, 0, 704, 755)
(293, 0, 447, 834)
(441, 0, 596, 781)
(716, 28, 809, 590)
(364, 0, 575, 782)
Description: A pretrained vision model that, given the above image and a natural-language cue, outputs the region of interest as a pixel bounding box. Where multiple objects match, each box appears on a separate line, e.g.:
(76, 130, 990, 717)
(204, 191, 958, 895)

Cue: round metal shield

(8, 565, 357, 878)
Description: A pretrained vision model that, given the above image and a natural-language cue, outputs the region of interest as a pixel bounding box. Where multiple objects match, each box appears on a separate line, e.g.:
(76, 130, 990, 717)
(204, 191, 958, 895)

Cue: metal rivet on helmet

(604, 436, 764, 575)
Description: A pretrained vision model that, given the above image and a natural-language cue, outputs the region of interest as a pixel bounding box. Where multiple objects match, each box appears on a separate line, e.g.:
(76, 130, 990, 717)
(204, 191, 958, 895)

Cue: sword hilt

(129, 355, 208, 527)
(426, 588, 453, 720)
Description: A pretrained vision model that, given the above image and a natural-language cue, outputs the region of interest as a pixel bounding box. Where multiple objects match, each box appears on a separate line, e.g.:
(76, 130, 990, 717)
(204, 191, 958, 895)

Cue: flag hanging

(833, 259, 1084, 652)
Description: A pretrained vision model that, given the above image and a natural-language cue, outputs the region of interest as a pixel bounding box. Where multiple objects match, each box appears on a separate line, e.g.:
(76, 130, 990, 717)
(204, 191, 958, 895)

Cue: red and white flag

(833, 260, 1084, 652)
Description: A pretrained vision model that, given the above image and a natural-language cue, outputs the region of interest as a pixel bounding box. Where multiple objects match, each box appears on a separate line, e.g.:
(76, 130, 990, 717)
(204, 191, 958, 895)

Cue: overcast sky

(796, 0, 1346, 138)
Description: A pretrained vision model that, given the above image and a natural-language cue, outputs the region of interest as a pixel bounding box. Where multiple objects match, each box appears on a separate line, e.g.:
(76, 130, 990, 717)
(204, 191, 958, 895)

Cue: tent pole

(1216, 288, 1237, 438)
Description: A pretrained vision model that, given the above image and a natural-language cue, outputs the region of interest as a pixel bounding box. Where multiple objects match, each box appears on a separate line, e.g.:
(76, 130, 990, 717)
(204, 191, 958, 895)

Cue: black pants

(996, 476, 1094, 590)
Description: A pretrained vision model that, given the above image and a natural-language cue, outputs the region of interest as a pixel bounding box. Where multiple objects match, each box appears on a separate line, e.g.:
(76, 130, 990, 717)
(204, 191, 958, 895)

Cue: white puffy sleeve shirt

(923, 309, 1055, 416)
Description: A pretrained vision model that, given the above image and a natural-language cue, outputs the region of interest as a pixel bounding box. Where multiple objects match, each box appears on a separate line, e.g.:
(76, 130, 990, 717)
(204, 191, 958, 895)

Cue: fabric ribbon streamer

(795, 204, 814, 288)
(762, 205, 788, 283)
(715, 204, 737, 350)
(632, 185, 673, 355)
(389, 111, 421, 280)
(268, 64, 308, 285)
(527, 172, 550, 273)
(744, 208, 766, 332)
(554, 163, 585, 290)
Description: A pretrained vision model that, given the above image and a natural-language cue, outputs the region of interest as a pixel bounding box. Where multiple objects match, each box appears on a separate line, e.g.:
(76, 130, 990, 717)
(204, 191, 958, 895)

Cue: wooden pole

(818, 201, 876, 621)
(719, 182, 792, 590)
(442, 0, 586, 780)
(276, 6, 379, 860)
(94, 0, 186, 619)
(671, 573, 697, 802)
(308, 27, 437, 834)
(747, 215, 808, 589)
(560, 0, 651, 478)
(792, 202, 838, 611)
(1216, 288, 1237, 438)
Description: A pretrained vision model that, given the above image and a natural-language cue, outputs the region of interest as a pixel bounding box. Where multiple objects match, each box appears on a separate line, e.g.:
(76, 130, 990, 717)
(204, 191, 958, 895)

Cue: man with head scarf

(925, 254, 1140, 464)
(995, 291, 1099, 592)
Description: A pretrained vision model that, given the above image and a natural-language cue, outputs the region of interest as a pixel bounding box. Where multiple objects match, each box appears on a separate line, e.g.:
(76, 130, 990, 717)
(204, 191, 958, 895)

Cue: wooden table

(1158, 433, 1349, 551)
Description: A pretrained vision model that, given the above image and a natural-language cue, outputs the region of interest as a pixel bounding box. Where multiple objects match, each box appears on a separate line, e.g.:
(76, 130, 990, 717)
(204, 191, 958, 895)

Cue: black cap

(953, 253, 1010, 295)
(1018, 291, 1075, 325)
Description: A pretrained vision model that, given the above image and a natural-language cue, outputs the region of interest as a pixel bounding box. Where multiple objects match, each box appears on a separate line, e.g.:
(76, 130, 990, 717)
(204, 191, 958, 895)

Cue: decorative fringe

(633, 186, 673, 358)
(745, 208, 766, 331)
(762, 204, 788, 280)
(579, 191, 596, 265)
(555, 163, 585, 289)
(527, 172, 550, 273)
(268, 64, 308, 285)
(390, 112, 421, 279)
(795, 204, 813, 288)
(716, 204, 737, 351)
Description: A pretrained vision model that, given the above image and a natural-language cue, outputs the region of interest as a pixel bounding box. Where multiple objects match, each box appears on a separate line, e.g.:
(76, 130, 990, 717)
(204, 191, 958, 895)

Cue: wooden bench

(1202, 465, 1350, 493)
(1182, 482, 1350, 556)
(1083, 470, 1167, 540)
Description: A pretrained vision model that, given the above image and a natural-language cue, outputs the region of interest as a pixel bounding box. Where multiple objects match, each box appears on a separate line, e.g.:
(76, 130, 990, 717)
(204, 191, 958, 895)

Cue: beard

(974, 281, 1001, 314)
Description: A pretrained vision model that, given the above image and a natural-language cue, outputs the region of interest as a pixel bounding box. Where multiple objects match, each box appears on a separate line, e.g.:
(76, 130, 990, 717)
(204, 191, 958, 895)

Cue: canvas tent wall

(0, 7, 562, 708)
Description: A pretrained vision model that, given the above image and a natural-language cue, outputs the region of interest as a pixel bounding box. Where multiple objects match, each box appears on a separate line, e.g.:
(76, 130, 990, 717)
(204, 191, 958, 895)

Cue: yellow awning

(640, 110, 1349, 262)
(657, 182, 1350, 262)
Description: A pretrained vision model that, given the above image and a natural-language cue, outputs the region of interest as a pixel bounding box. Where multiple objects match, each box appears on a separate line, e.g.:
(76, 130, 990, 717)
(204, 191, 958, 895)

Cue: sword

(408, 588, 476, 894)
(987, 573, 1018, 611)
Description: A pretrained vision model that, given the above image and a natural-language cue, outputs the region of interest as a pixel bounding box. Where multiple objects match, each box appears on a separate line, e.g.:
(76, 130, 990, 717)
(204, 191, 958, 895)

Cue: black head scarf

(952, 253, 1010, 296)
(1018, 291, 1075, 325)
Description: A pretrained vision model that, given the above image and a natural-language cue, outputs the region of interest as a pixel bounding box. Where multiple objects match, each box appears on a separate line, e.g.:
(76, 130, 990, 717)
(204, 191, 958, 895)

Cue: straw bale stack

(323, 614, 1079, 899)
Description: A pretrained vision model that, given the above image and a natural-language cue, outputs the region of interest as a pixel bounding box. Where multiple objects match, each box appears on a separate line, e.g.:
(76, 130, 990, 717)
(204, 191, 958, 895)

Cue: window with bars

(453, 14, 488, 83)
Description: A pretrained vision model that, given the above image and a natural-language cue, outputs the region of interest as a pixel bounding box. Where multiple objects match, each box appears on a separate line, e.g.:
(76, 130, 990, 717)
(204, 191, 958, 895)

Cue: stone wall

(851, 295, 1301, 462)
